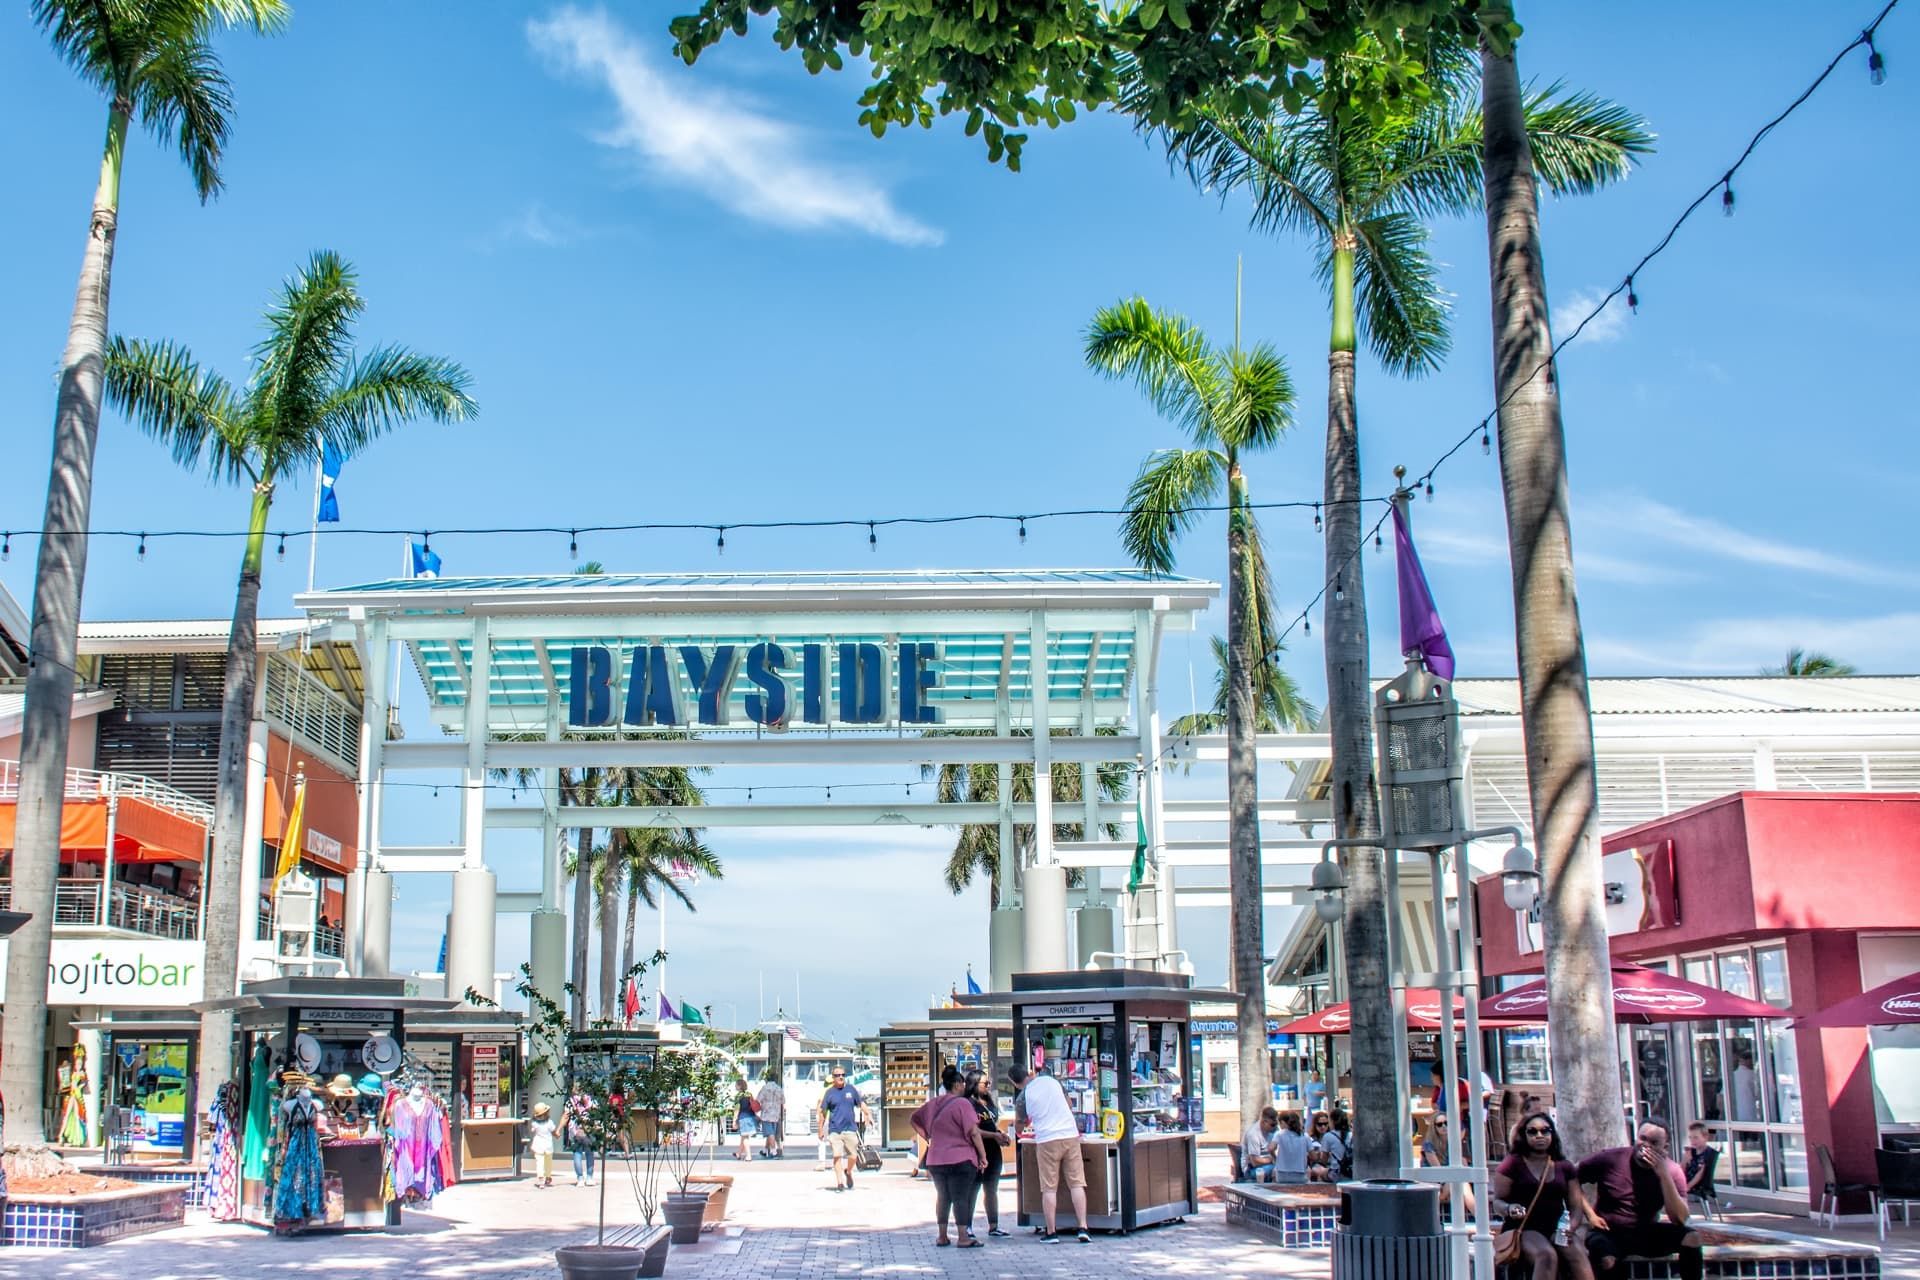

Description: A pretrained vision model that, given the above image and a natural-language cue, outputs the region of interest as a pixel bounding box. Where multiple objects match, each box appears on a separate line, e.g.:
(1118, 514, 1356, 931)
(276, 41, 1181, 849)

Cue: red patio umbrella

(1479, 963, 1786, 1025)
(1276, 989, 1530, 1035)
(1796, 970, 1920, 1028)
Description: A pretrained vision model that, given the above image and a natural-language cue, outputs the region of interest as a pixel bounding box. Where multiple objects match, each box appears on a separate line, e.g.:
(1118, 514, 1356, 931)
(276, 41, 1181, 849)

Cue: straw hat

(327, 1073, 357, 1098)
(532, 1102, 552, 1119)
(279, 1069, 313, 1089)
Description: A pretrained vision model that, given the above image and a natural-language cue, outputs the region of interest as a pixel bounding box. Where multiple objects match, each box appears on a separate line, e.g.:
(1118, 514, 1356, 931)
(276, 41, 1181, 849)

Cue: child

(529, 1102, 557, 1188)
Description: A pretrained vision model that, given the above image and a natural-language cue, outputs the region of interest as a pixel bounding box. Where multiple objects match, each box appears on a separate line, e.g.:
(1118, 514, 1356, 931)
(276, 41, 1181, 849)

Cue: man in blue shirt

(817, 1068, 869, 1192)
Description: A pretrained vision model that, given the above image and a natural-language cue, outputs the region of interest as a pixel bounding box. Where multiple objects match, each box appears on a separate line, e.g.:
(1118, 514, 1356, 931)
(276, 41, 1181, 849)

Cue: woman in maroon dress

(1491, 1112, 1597, 1280)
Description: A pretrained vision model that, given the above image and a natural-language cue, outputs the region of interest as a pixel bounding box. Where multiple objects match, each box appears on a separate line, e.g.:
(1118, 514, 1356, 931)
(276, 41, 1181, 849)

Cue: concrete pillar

(1075, 903, 1116, 969)
(989, 907, 1025, 993)
(1029, 612, 1055, 868)
(447, 866, 498, 1005)
(351, 617, 390, 978)
(361, 868, 393, 977)
(529, 909, 567, 1107)
(1022, 864, 1069, 972)
(343, 866, 365, 977)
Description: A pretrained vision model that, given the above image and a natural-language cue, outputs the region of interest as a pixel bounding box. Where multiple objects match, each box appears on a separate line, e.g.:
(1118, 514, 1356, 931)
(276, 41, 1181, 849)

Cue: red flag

(622, 978, 640, 1025)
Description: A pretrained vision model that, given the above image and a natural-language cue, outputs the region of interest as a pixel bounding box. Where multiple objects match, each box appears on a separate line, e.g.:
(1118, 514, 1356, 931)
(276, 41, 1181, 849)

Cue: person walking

(566, 1093, 596, 1187)
(818, 1066, 869, 1192)
(1491, 1112, 1595, 1280)
(966, 1070, 1012, 1237)
(1009, 1063, 1090, 1243)
(528, 1102, 558, 1188)
(732, 1078, 759, 1160)
(756, 1072, 786, 1159)
(912, 1066, 988, 1248)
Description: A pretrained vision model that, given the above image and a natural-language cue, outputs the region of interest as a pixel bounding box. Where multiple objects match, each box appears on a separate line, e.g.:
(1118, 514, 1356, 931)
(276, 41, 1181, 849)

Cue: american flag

(668, 858, 699, 884)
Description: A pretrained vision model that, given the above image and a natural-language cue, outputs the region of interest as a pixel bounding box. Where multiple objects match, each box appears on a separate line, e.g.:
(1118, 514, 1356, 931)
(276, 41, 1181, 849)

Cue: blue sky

(2, 3, 1915, 1040)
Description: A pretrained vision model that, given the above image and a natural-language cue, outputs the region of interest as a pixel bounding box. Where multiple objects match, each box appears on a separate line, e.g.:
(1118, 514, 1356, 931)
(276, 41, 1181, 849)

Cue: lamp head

(1311, 858, 1347, 923)
(1500, 843, 1540, 912)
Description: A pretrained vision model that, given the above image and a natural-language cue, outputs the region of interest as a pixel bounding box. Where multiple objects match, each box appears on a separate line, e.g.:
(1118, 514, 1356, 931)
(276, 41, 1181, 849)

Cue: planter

(683, 1173, 732, 1228)
(555, 1243, 648, 1280)
(661, 1191, 709, 1244)
(636, 1225, 673, 1278)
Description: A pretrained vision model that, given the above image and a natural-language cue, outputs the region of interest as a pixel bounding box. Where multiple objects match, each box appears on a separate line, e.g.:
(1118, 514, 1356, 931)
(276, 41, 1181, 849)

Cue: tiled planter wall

(1, 1185, 186, 1248)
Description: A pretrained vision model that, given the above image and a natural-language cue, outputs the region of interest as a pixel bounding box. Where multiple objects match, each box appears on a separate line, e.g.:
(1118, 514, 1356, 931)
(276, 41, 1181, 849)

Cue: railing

(0, 878, 200, 940)
(0, 757, 215, 825)
(263, 656, 362, 772)
(316, 926, 344, 958)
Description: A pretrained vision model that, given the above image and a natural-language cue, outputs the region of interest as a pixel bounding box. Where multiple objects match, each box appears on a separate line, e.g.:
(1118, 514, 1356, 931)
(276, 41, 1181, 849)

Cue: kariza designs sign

(0, 938, 203, 1007)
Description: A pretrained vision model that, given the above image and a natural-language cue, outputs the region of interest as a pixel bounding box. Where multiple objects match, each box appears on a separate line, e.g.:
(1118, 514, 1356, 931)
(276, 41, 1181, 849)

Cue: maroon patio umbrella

(1479, 963, 1787, 1025)
(1797, 970, 1920, 1028)
(1275, 990, 1532, 1035)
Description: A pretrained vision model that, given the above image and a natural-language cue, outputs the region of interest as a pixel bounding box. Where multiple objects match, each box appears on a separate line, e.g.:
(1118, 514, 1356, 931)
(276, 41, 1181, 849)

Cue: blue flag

(965, 970, 982, 996)
(410, 541, 441, 579)
(317, 442, 344, 523)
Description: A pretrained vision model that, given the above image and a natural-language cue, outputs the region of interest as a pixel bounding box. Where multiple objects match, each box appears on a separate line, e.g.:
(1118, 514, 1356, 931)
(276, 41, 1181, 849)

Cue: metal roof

(0, 687, 117, 735)
(1450, 675, 1920, 716)
(78, 616, 316, 648)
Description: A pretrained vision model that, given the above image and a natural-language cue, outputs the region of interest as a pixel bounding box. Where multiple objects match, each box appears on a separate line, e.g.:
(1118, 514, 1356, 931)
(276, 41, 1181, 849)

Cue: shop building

(0, 584, 367, 1149)
(1473, 790, 1920, 1215)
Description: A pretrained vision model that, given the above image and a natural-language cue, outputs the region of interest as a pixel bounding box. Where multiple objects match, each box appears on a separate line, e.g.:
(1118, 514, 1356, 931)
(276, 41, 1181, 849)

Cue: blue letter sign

(565, 640, 944, 728)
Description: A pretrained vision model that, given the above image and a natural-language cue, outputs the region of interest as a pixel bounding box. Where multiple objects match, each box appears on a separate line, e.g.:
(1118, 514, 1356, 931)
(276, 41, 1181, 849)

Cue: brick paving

(2, 1148, 1914, 1280)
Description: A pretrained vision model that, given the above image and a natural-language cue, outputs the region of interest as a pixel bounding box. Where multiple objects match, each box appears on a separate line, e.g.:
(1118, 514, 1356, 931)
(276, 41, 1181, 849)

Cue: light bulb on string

(277, 534, 287, 562)
(1867, 33, 1886, 84)
(1333, 577, 1345, 603)
(1481, 428, 1492, 456)
(1017, 517, 1027, 544)
(1312, 503, 1322, 533)
(1721, 178, 1735, 217)
(2, 534, 11, 561)
(1626, 277, 1639, 313)
(569, 530, 577, 559)
(1424, 478, 1434, 502)
(1303, 616, 1311, 638)
(868, 521, 877, 552)
(1375, 528, 1384, 552)
(137, 534, 147, 562)
(716, 527, 726, 555)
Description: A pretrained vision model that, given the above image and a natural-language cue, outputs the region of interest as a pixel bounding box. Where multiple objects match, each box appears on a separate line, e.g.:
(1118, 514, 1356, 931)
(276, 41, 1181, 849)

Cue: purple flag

(657, 990, 678, 1022)
(1392, 504, 1455, 681)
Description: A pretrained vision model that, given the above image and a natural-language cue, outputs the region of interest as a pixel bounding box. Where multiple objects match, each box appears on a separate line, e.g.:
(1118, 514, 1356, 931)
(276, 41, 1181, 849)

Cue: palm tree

(1767, 648, 1857, 677)
(1168, 634, 1319, 740)
(104, 251, 475, 1107)
(596, 766, 722, 1017)
(1477, 8, 1636, 1159)
(3, 0, 286, 1150)
(1157, 49, 1649, 1170)
(925, 729, 1131, 908)
(1087, 298, 1292, 1134)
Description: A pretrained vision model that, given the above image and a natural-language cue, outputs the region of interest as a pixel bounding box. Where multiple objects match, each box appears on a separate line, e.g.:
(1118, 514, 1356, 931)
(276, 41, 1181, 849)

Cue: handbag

(1493, 1162, 1551, 1266)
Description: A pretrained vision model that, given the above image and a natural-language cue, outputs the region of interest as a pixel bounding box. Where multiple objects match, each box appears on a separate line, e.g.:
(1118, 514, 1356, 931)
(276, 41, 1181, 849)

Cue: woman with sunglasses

(1418, 1113, 1477, 1219)
(965, 1070, 1013, 1236)
(1491, 1113, 1597, 1280)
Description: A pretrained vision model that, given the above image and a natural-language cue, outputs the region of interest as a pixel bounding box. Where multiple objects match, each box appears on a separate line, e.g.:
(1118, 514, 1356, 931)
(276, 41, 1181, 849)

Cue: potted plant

(652, 1037, 730, 1245)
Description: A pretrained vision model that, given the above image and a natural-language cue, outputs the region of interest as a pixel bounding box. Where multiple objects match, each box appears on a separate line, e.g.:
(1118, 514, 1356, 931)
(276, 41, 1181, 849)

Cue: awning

(0, 796, 205, 863)
(1796, 969, 1920, 1028)
(1479, 963, 1787, 1025)
(1274, 989, 1530, 1036)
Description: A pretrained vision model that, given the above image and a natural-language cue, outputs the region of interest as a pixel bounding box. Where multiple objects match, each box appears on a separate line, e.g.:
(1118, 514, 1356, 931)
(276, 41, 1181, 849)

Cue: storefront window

(1724, 1020, 1763, 1122)
(1774, 1130, 1809, 1192)
(1690, 1026, 1725, 1121)
(1209, 1061, 1230, 1099)
(110, 1038, 192, 1157)
(1766, 1023, 1802, 1124)
(1684, 957, 1714, 988)
(1718, 953, 1755, 999)
(1729, 1130, 1769, 1189)
(1755, 947, 1790, 1007)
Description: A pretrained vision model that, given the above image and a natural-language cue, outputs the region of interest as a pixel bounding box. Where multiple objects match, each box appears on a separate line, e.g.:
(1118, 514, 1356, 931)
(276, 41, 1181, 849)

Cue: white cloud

(476, 202, 593, 251)
(1617, 497, 1919, 587)
(527, 7, 942, 247)
(1590, 610, 1920, 674)
(1553, 286, 1629, 345)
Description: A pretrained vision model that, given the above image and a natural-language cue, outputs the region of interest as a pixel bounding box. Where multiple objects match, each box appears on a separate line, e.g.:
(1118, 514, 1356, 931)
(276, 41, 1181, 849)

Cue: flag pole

(301, 454, 323, 655)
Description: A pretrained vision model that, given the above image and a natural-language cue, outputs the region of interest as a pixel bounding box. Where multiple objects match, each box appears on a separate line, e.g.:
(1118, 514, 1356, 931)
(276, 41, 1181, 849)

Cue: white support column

(461, 617, 491, 869)
(348, 617, 390, 977)
(541, 701, 562, 910)
(1023, 610, 1068, 970)
(1134, 604, 1176, 965)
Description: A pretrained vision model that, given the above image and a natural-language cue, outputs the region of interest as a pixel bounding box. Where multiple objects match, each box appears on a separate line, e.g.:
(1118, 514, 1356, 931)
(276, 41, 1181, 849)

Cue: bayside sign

(0, 938, 203, 1007)
(568, 641, 945, 729)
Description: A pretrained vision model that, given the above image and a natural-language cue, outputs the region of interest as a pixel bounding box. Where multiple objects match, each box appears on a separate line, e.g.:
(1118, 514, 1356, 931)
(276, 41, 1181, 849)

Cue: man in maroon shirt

(1576, 1121, 1703, 1280)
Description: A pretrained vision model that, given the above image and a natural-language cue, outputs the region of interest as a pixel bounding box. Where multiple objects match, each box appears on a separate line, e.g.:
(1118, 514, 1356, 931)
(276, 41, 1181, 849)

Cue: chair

(1228, 1142, 1245, 1182)
(1816, 1142, 1881, 1239)
(1687, 1191, 1722, 1222)
(1876, 1147, 1920, 1231)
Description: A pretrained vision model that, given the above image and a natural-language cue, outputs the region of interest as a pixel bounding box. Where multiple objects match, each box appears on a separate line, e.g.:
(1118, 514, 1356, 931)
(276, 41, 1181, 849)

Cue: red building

(1476, 791, 1920, 1216)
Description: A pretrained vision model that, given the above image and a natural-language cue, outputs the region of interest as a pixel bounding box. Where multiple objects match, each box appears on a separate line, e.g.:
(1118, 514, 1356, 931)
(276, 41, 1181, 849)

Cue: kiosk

(204, 977, 459, 1232)
(875, 1008, 1015, 1150)
(566, 1029, 662, 1147)
(970, 969, 1225, 1233)
(407, 1008, 529, 1180)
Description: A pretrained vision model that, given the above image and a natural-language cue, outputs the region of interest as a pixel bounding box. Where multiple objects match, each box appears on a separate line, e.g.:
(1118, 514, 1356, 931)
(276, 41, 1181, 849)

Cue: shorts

(827, 1130, 861, 1160)
(1034, 1137, 1086, 1194)
(760, 1115, 782, 1135)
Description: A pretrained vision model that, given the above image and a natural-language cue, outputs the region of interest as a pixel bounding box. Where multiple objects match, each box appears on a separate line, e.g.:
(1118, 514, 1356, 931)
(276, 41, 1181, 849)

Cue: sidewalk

(2, 1148, 1914, 1279)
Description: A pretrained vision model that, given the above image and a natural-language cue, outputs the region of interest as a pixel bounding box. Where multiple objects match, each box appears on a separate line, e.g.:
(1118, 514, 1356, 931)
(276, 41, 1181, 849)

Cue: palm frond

(1215, 343, 1294, 451)
(1120, 448, 1223, 574)
(129, 33, 232, 202)
(1160, 105, 1338, 243)
(317, 346, 476, 458)
(1349, 211, 1452, 376)
(103, 336, 249, 483)
(1084, 297, 1225, 445)
(1519, 84, 1655, 197)
(253, 251, 363, 442)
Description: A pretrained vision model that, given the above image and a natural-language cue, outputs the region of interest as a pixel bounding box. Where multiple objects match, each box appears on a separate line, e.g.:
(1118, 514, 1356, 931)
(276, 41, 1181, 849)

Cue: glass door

(109, 1036, 193, 1158)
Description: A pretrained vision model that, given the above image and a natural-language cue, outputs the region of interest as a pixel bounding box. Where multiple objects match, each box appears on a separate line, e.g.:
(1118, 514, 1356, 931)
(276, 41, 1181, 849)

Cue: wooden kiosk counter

(963, 969, 1231, 1234)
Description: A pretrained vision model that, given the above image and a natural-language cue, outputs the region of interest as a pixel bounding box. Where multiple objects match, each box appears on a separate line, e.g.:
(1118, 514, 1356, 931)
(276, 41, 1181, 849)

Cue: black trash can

(1331, 1180, 1447, 1280)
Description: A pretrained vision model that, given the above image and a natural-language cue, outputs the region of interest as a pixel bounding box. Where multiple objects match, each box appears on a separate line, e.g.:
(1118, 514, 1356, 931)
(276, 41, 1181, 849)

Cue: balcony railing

(263, 656, 362, 773)
(0, 878, 200, 940)
(0, 758, 214, 825)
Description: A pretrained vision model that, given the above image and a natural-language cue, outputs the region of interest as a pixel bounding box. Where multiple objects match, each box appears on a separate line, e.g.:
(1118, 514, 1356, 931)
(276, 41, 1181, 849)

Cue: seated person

(1310, 1111, 1348, 1180)
(1241, 1106, 1280, 1182)
(1271, 1110, 1314, 1183)
(1683, 1123, 1719, 1208)
(1419, 1112, 1477, 1219)
(1577, 1121, 1702, 1280)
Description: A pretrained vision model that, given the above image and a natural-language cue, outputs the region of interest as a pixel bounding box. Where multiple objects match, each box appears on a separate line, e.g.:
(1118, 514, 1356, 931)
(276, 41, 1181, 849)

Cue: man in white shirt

(1010, 1064, 1090, 1243)
(1241, 1107, 1280, 1182)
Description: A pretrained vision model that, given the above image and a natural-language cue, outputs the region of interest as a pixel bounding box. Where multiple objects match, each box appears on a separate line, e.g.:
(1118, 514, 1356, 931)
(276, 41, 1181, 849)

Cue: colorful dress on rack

(270, 1091, 328, 1226)
(206, 1081, 242, 1221)
(387, 1093, 446, 1205)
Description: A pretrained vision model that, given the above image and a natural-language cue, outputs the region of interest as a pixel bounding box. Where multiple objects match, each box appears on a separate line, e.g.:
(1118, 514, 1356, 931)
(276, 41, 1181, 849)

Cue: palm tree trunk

(571, 827, 593, 1030)
(0, 101, 128, 1148)
(598, 844, 621, 1020)
(1322, 233, 1395, 1178)
(196, 483, 274, 1110)
(622, 865, 640, 996)
(1482, 30, 1620, 1159)
(1225, 459, 1267, 1135)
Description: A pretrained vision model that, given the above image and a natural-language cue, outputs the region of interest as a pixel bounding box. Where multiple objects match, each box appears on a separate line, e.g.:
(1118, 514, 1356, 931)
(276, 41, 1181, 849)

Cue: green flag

(680, 1001, 706, 1025)
(1128, 793, 1149, 894)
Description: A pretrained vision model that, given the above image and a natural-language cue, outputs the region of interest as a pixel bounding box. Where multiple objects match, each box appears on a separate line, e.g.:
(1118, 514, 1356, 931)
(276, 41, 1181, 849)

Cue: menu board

(470, 1044, 502, 1118)
(410, 1040, 454, 1099)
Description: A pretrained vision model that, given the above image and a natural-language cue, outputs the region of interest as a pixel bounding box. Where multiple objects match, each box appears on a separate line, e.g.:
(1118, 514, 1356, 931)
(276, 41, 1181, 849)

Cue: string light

(716, 527, 726, 554)
(868, 521, 877, 552)
(1302, 617, 1310, 637)
(1312, 503, 1322, 533)
(2, 535, 9, 561)
(1627, 276, 1639, 313)
(1333, 577, 1344, 603)
(569, 530, 578, 559)
(1481, 427, 1491, 456)
(137, 534, 146, 561)
(1017, 517, 1027, 544)
(1424, 478, 1434, 501)
(1868, 31, 1887, 83)
(277, 534, 287, 562)
(1722, 178, 1736, 217)
(1375, 528, 1384, 552)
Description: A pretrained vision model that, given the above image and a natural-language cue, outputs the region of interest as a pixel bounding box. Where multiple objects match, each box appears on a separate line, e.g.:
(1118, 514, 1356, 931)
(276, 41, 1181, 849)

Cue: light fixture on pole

(1311, 857, 1347, 924)
(1500, 842, 1542, 912)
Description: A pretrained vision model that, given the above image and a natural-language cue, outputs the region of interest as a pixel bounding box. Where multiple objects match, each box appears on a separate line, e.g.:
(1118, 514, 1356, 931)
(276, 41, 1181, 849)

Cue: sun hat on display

(355, 1072, 386, 1096)
(279, 1069, 313, 1089)
(327, 1073, 357, 1098)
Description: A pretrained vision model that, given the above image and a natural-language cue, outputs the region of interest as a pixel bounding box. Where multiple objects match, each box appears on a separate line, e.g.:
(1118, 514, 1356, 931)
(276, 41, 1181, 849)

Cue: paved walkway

(4, 1149, 1915, 1279)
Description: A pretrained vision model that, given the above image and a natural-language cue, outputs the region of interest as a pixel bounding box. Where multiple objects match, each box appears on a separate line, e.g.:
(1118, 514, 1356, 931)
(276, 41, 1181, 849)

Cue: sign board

(1023, 1002, 1114, 1020)
(1517, 840, 1678, 955)
(305, 828, 343, 862)
(568, 641, 945, 729)
(0, 938, 203, 1007)
(298, 1008, 398, 1028)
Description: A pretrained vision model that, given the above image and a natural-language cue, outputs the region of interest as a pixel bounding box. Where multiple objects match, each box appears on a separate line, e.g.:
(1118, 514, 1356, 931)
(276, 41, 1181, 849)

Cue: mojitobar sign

(568, 641, 945, 729)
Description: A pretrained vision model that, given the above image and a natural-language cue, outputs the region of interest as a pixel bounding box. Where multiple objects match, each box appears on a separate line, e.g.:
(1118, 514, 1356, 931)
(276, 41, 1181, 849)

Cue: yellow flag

(271, 776, 306, 895)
